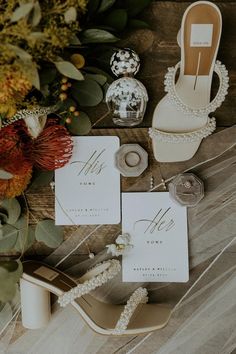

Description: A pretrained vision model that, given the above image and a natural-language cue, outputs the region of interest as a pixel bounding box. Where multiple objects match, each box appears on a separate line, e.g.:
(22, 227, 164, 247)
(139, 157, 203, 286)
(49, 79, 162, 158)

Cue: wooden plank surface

(87, 2, 236, 128)
(25, 126, 236, 260)
(22, 124, 236, 353)
(8, 2, 236, 353)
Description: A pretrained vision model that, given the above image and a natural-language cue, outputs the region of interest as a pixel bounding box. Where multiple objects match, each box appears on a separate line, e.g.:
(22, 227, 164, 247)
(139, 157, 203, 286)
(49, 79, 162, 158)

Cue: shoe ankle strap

(164, 61, 229, 116)
(149, 117, 216, 143)
(58, 259, 121, 307)
(112, 287, 148, 335)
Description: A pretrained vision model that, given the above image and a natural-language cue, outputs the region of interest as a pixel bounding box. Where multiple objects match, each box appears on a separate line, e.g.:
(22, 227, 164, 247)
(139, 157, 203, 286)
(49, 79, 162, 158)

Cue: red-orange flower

(0, 118, 73, 197)
(0, 123, 31, 175)
(0, 118, 73, 172)
(30, 118, 73, 170)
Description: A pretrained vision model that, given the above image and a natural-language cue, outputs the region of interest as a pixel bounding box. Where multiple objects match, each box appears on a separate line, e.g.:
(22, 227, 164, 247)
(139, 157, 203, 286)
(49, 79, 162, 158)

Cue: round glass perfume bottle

(106, 49, 148, 127)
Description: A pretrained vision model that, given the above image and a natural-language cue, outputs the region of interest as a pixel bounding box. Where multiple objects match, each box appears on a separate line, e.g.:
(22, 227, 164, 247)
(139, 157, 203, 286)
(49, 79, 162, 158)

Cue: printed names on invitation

(122, 193, 189, 282)
(55, 136, 120, 225)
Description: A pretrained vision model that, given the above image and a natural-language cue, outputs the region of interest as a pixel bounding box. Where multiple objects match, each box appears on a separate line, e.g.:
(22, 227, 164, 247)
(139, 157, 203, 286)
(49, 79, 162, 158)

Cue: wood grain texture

(88, 2, 236, 128)
(5, 2, 236, 353)
(25, 126, 236, 260)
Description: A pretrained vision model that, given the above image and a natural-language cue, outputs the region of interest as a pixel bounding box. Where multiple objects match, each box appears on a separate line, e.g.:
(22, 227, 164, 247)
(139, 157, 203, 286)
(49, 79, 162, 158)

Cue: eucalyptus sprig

(0, 0, 86, 95)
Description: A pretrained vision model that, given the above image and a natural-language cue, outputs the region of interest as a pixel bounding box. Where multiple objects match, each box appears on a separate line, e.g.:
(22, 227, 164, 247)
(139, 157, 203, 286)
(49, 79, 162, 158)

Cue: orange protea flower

(29, 118, 73, 170)
(0, 117, 72, 199)
(0, 165, 32, 199)
(0, 70, 32, 104)
(0, 122, 32, 175)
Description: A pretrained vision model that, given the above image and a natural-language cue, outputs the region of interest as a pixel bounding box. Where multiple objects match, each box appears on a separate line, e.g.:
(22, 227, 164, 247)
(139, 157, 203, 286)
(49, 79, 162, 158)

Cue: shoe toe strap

(112, 287, 148, 335)
(149, 117, 216, 143)
(58, 259, 121, 307)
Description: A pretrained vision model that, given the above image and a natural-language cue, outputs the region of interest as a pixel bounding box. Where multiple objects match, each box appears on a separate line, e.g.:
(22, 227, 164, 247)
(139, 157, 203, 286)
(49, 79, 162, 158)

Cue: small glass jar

(169, 173, 204, 207)
(106, 49, 148, 127)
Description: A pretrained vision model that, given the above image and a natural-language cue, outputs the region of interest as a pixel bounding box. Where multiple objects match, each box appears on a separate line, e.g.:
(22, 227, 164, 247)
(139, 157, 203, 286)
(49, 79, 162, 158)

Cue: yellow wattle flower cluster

(0, 69, 32, 119)
(0, 104, 16, 119)
(0, 167, 32, 199)
(0, 70, 32, 103)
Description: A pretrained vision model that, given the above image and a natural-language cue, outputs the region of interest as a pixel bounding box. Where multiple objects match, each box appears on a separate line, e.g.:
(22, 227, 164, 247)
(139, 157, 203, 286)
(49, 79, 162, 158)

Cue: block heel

(20, 278, 51, 329)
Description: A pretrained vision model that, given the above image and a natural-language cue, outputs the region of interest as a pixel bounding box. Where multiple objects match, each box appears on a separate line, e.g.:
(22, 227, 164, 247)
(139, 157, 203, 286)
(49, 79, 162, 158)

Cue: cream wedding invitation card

(55, 136, 120, 225)
(122, 193, 189, 282)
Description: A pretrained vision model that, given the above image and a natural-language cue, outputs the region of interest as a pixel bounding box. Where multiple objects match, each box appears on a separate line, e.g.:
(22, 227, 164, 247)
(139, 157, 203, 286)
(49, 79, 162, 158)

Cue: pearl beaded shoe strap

(58, 259, 121, 307)
(2, 106, 55, 127)
(164, 60, 229, 116)
(112, 287, 148, 335)
(149, 117, 216, 143)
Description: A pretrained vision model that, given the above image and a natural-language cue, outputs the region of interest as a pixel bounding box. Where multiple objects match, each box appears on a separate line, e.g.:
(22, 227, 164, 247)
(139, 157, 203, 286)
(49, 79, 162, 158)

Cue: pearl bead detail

(150, 176, 154, 189)
(1, 106, 55, 127)
(149, 117, 216, 143)
(112, 287, 148, 335)
(58, 259, 121, 307)
(164, 61, 229, 116)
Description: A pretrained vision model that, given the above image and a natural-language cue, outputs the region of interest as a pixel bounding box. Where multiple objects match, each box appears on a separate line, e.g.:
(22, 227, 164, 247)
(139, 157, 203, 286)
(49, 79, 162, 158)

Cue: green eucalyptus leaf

(67, 112, 91, 136)
(64, 7, 77, 23)
(0, 282, 17, 303)
(81, 29, 119, 44)
(40, 84, 50, 98)
(0, 302, 13, 331)
(84, 73, 107, 86)
(31, 1, 41, 26)
(2, 225, 18, 238)
(0, 170, 13, 180)
(70, 34, 81, 45)
(0, 199, 21, 225)
(14, 220, 35, 252)
(102, 82, 110, 98)
(93, 25, 117, 32)
(54, 61, 84, 81)
(98, 0, 116, 13)
(0, 261, 18, 273)
(104, 9, 128, 31)
(35, 220, 63, 248)
(72, 78, 103, 107)
(6, 44, 32, 60)
(88, 0, 100, 15)
(84, 66, 113, 84)
(0, 213, 8, 225)
(56, 98, 77, 113)
(126, 0, 151, 17)
(13, 214, 32, 250)
(0, 261, 23, 302)
(30, 171, 54, 189)
(13, 215, 27, 230)
(0, 225, 18, 251)
(17, 59, 40, 90)
(92, 47, 116, 68)
(128, 19, 150, 29)
(11, 3, 34, 22)
(39, 66, 57, 86)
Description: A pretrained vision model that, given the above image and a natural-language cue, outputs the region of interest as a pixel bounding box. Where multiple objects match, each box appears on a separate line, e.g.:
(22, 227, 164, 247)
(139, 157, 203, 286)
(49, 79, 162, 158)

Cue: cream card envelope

(55, 136, 120, 225)
(122, 192, 189, 282)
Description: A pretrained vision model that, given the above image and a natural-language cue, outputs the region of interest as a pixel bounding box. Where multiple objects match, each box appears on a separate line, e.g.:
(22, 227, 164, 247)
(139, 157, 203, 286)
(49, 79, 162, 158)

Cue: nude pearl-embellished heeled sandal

(20, 260, 171, 335)
(149, 1, 229, 162)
